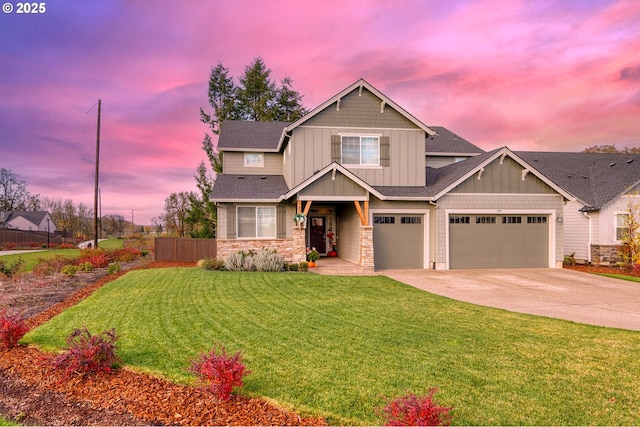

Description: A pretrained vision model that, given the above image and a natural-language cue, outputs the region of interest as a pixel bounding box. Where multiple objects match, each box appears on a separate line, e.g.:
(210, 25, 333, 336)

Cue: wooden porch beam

(364, 200, 369, 226)
(297, 200, 302, 214)
(303, 200, 312, 216)
(354, 201, 366, 226)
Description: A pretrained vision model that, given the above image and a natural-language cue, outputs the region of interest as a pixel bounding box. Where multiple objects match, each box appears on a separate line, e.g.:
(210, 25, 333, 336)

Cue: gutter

(582, 211, 592, 264)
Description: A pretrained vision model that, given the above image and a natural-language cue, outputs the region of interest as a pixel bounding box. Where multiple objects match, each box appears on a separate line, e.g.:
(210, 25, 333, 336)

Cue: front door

(309, 216, 326, 253)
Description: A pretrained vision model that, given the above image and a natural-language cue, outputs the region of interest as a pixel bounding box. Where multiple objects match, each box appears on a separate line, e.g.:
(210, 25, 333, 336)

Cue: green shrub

(0, 258, 24, 278)
(299, 261, 309, 272)
(77, 261, 93, 272)
(253, 249, 284, 272)
(107, 262, 121, 275)
(61, 265, 77, 276)
(198, 259, 225, 271)
(288, 263, 299, 271)
(224, 251, 256, 271)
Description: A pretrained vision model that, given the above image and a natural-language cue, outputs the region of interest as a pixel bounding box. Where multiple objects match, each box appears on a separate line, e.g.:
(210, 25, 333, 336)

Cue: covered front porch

(292, 198, 374, 273)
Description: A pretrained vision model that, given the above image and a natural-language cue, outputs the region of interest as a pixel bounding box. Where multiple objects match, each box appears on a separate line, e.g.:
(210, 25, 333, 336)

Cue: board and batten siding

(335, 204, 362, 264)
(302, 88, 418, 129)
(223, 152, 282, 175)
(449, 157, 556, 195)
(284, 126, 425, 188)
(299, 172, 368, 198)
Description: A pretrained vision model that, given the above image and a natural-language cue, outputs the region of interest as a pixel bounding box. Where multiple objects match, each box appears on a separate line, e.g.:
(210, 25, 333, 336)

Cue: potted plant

(293, 213, 307, 228)
(307, 247, 319, 267)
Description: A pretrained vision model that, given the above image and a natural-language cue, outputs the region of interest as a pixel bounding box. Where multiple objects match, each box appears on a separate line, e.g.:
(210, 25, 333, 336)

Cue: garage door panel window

(374, 216, 395, 224)
(527, 216, 547, 224)
(502, 216, 522, 224)
(237, 206, 276, 238)
(401, 216, 421, 224)
(476, 216, 496, 224)
(450, 216, 470, 224)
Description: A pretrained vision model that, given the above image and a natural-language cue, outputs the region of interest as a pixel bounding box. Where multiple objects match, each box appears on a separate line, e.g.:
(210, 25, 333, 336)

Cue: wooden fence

(0, 229, 62, 247)
(154, 237, 217, 262)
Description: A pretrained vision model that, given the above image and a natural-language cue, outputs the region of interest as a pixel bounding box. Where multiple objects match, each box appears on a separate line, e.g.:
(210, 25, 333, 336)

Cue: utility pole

(93, 99, 101, 249)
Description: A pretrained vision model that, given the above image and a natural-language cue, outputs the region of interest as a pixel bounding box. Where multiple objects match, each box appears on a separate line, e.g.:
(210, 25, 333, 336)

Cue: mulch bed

(0, 260, 326, 426)
(564, 263, 640, 277)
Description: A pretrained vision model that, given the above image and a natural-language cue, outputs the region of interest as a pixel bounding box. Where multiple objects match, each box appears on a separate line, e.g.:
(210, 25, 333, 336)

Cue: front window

(342, 136, 379, 166)
(237, 206, 276, 238)
(244, 153, 264, 167)
(617, 213, 629, 241)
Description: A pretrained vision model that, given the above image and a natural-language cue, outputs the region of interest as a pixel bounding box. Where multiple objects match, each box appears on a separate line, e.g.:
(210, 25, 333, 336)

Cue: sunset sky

(1, 0, 639, 225)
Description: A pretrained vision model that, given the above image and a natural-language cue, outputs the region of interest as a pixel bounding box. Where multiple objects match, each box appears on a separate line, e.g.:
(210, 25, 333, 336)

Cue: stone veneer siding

(217, 239, 297, 263)
(359, 226, 375, 272)
(216, 228, 307, 264)
(590, 244, 622, 265)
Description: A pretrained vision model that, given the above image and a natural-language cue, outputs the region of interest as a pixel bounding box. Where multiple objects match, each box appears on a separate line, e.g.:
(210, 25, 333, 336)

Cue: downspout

(583, 211, 592, 264)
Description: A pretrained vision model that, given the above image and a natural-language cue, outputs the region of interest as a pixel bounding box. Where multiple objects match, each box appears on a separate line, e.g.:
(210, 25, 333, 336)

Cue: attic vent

(260, 176, 267, 180)
(609, 162, 616, 167)
(627, 159, 634, 164)
(567, 174, 572, 178)
(238, 176, 245, 179)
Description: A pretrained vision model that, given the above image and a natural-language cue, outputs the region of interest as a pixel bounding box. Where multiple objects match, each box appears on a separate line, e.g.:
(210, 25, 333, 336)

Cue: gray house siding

(303, 88, 417, 129)
(285, 126, 425, 188)
(300, 172, 368, 198)
(449, 157, 556, 195)
(335, 203, 362, 264)
(223, 152, 283, 175)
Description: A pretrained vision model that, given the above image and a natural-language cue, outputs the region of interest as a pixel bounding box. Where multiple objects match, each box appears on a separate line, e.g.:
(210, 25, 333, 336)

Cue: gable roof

(283, 162, 386, 201)
(282, 79, 436, 142)
(426, 126, 485, 155)
(422, 147, 575, 201)
(217, 121, 289, 151)
(517, 151, 640, 210)
(0, 211, 52, 228)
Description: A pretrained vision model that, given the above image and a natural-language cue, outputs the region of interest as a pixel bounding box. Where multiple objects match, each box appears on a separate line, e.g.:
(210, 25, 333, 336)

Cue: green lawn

(24, 269, 640, 425)
(0, 417, 18, 426)
(596, 273, 640, 283)
(0, 239, 123, 271)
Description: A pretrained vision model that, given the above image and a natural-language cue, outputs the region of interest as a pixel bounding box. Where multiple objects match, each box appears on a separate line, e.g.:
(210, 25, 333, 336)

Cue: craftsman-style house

(210, 79, 574, 270)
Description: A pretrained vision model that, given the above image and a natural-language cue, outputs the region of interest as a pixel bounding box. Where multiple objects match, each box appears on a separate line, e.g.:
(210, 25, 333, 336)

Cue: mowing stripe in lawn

(24, 268, 640, 425)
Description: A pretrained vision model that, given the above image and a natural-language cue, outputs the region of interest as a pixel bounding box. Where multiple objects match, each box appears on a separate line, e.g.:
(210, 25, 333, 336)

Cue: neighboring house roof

(425, 126, 485, 155)
(217, 121, 290, 152)
(517, 152, 640, 210)
(0, 211, 52, 228)
(210, 175, 289, 202)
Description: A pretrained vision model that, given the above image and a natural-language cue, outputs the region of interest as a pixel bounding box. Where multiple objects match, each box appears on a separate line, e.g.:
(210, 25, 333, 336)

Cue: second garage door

(373, 214, 424, 269)
(449, 214, 549, 269)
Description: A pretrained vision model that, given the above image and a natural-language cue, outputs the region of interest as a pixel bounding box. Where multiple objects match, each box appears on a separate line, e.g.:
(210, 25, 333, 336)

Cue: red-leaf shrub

(77, 249, 110, 268)
(189, 344, 250, 400)
(47, 327, 121, 382)
(59, 243, 77, 249)
(0, 309, 29, 349)
(377, 389, 452, 426)
(113, 247, 143, 262)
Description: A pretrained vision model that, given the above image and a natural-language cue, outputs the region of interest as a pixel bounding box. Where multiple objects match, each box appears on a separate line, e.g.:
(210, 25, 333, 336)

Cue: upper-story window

(244, 153, 264, 167)
(342, 136, 380, 166)
(616, 213, 629, 241)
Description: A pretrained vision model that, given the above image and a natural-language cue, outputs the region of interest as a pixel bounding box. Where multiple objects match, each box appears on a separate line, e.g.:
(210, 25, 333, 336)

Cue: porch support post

(292, 226, 306, 263)
(297, 200, 302, 214)
(359, 225, 375, 271)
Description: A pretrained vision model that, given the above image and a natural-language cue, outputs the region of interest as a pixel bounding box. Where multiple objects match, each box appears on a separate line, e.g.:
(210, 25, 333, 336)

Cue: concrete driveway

(382, 268, 640, 331)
